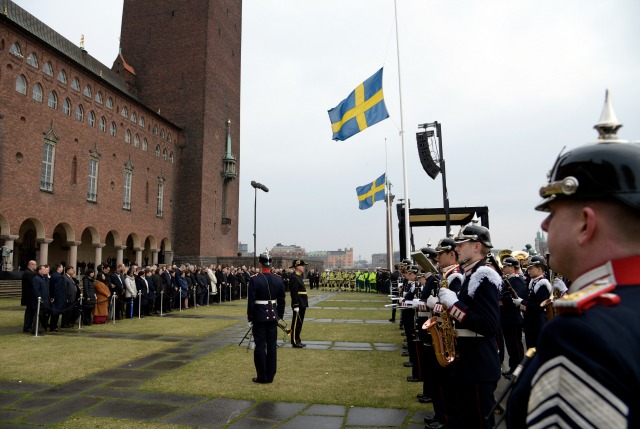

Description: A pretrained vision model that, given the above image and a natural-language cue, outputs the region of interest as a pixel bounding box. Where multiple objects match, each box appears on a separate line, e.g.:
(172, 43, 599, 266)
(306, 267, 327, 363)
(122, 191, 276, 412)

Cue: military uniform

(290, 259, 308, 347)
(520, 273, 551, 348)
(506, 256, 640, 427)
(499, 270, 527, 374)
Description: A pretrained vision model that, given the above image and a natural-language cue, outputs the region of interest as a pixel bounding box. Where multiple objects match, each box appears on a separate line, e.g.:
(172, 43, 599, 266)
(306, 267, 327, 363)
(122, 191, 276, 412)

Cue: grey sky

(14, 0, 640, 261)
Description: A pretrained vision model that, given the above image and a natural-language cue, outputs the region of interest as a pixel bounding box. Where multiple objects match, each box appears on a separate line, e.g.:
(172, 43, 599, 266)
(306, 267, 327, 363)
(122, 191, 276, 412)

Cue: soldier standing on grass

(289, 259, 308, 348)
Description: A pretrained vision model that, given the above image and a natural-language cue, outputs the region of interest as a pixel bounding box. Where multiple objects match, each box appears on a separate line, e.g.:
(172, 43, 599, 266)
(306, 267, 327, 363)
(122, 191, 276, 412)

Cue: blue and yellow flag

(328, 68, 389, 141)
(356, 173, 386, 210)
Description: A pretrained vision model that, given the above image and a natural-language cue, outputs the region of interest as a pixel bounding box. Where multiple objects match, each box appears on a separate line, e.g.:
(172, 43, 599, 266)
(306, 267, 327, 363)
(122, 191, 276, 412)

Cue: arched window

(40, 139, 56, 192)
(75, 104, 84, 121)
(162, 148, 167, 161)
(83, 84, 91, 98)
(87, 110, 96, 127)
(32, 83, 43, 102)
(9, 42, 23, 58)
(62, 98, 71, 115)
(167, 133, 172, 143)
(125, 129, 131, 144)
(134, 134, 140, 148)
(71, 77, 80, 91)
(95, 91, 103, 104)
(153, 125, 158, 135)
(15, 75, 27, 94)
(155, 145, 160, 157)
(139, 116, 145, 127)
(110, 122, 116, 137)
(43, 62, 53, 76)
(130, 112, 136, 123)
(160, 129, 166, 139)
(48, 91, 58, 109)
(142, 138, 148, 151)
(106, 97, 113, 109)
(57, 70, 67, 84)
(121, 106, 128, 117)
(87, 157, 99, 202)
(99, 116, 106, 132)
(27, 52, 38, 68)
(169, 151, 174, 164)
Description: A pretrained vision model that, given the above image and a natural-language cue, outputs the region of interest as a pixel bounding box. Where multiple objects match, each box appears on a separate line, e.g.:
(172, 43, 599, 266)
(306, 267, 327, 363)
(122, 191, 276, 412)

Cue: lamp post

(251, 181, 269, 267)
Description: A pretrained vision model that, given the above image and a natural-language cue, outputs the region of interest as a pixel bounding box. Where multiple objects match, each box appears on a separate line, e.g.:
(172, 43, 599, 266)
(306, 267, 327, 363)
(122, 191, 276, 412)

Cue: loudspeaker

(416, 132, 440, 180)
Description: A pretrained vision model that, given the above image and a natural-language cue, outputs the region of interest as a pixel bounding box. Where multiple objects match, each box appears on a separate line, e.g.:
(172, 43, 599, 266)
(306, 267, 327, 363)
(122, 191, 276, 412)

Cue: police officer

(437, 224, 502, 428)
(247, 253, 286, 383)
(506, 97, 640, 428)
(289, 259, 308, 348)
(513, 255, 551, 348)
(499, 256, 527, 378)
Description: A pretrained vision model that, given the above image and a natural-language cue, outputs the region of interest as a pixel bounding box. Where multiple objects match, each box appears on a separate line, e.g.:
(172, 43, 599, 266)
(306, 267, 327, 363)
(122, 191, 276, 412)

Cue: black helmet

(502, 257, 520, 268)
(536, 142, 640, 212)
(454, 224, 493, 248)
(528, 255, 546, 268)
(420, 247, 438, 260)
(405, 265, 419, 274)
(258, 253, 272, 267)
(435, 238, 456, 253)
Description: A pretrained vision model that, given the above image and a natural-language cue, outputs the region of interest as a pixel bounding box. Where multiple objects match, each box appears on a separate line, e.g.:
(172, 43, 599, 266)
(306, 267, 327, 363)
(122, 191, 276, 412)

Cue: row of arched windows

(10, 41, 173, 143)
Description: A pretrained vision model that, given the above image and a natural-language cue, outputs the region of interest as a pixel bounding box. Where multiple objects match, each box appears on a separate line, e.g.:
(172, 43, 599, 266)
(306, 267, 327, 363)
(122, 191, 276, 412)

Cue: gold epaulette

(554, 279, 620, 315)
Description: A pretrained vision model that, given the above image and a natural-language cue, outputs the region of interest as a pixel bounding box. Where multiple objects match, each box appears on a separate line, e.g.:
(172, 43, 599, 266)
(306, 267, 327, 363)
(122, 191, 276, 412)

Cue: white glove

(512, 297, 523, 306)
(438, 288, 458, 308)
(293, 307, 299, 312)
(426, 295, 439, 309)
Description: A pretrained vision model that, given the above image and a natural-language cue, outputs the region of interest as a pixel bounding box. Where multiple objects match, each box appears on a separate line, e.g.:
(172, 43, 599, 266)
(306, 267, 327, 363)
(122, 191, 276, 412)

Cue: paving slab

(279, 415, 344, 429)
(135, 391, 207, 407)
(145, 360, 188, 371)
(331, 346, 373, 351)
(0, 391, 23, 408)
(245, 402, 307, 421)
(163, 347, 194, 354)
(86, 398, 179, 420)
(346, 406, 409, 427)
(170, 353, 201, 361)
(118, 352, 169, 369)
(104, 379, 146, 389)
(161, 398, 254, 428)
(0, 423, 42, 429)
(303, 404, 346, 416)
(225, 417, 278, 429)
(86, 387, 142, 399)
(22, 395, 104, 425)
(37, 378, 104, 397)
(334, 342, 371, 348)
(12, 396, 62, 410)
(409, 409, 434, 422)
(0, 381, 50, 393)
(88, 369, 159, 380)
(0, 409, 29, 422)
(305, 344, 331, 350)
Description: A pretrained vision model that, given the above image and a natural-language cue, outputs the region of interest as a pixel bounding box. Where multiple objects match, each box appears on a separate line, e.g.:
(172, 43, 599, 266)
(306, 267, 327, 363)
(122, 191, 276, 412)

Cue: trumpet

(277, 319, 291, 336)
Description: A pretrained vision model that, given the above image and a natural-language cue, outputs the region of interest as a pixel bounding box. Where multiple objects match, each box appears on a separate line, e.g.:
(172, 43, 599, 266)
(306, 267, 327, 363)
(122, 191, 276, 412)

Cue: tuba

(497, 249, 513, 267)
(423, 266, 458, 367)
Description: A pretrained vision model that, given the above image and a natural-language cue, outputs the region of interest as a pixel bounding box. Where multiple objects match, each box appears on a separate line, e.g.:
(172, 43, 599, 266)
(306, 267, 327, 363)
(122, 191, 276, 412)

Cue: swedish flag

(356, 174, 386, 210)
(328, 68, 389, 141)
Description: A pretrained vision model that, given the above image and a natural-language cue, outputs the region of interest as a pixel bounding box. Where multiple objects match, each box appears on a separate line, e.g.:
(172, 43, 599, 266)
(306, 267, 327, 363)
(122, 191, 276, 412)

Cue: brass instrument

(278, 319, 292, 336)
(497, 249, 513, 267)
(423, 266, 458, 367)
(541, 252, 558, 320)
(486, 253, 519, 299)
(511, 250, 529, 269)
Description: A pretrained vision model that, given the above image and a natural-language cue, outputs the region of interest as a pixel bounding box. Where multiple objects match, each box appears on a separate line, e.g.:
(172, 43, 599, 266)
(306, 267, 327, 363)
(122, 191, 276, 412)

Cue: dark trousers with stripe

(502, 323, 524, 372)
(253, 321, 278, 382)
(445, 381, 497, 429)
(291, 307, 306, 345)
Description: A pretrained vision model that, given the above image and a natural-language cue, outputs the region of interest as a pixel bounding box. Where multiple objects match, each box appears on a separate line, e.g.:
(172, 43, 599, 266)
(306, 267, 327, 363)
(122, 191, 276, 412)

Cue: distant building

(326, 248, 353, 269)
(371, 251, 400, 269)
(534, 231, 548, 256)
(270, 243, 306, 258)
(238, 242, 249, 256)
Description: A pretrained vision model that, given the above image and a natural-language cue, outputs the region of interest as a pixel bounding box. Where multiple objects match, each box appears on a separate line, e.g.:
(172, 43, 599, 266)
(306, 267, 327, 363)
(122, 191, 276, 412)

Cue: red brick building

(0, 0, 241, 271)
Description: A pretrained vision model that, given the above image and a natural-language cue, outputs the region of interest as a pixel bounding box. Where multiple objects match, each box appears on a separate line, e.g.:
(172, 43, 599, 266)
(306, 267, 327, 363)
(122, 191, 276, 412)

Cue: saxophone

(423, 267, 458, 367)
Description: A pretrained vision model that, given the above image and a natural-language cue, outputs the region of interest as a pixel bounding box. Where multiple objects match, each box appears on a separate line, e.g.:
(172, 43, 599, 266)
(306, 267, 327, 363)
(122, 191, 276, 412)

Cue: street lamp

(251, 180, 269, 267)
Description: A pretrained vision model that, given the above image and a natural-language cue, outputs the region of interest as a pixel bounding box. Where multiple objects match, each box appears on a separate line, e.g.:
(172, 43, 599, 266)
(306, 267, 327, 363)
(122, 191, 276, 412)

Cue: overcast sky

(14, 0, 640, 261)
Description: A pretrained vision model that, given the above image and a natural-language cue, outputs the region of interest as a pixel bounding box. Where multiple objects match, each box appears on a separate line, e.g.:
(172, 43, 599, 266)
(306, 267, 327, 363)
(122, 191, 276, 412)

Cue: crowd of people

(20, 261, 268, 334)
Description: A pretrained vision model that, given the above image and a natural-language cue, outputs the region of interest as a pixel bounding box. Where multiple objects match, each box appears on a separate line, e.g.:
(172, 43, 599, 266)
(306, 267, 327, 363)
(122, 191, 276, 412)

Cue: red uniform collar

(569, 255, 640, 292)
(261, 268, 271, 274)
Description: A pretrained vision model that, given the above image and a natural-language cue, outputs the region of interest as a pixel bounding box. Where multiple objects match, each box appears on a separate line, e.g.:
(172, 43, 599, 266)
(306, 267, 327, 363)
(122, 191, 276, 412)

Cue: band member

(499, 257, 527, 378)
(388, 264, 401, 323)
(400, 265, 420, 381)
(437, 224, 501, 428)
(289, 259, 308, 348)
(512, 255, 551, 348)
(247, 253, 286, 383)
(506, 103, 640, 427)
(415, 248, 438, 400)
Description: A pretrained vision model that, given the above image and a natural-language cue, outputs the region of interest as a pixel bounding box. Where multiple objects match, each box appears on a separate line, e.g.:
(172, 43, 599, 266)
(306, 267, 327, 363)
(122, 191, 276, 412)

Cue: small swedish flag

(328, 68, 389, 141)
(356, 174, 386, 210)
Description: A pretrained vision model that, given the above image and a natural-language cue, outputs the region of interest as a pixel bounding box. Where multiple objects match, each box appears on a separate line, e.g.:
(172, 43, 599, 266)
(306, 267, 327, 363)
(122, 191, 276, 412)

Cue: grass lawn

(302, 320, 401, 343)
(54, 417, 189, 429)
(141, 344, 430, 411)
(306, 308, 391, 320)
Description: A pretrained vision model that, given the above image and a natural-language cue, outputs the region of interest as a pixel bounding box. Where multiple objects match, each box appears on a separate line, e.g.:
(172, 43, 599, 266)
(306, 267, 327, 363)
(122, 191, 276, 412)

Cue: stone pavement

(0, 292, 508, 428)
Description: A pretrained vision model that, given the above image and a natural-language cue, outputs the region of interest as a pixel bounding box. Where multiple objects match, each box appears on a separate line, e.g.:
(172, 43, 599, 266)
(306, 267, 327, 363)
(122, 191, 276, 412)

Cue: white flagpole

(385, 138, 394, 271)
(394, 0, 411, 259)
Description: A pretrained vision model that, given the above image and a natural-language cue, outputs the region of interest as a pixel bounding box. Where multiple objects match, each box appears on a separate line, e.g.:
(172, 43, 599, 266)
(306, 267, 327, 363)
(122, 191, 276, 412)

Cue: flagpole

(385, 139, 394, 271)
(394, 0, 411, 259)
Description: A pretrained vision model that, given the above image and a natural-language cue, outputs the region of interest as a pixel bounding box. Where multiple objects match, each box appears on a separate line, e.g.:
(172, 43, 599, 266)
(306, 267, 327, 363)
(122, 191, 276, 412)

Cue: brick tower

(119, 0, 241, 263)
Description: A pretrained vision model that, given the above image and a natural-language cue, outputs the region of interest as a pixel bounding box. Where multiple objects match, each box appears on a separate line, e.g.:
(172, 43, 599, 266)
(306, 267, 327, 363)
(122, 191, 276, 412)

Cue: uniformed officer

(512, 255, 551, 348)
(499, 256, 527, 378)
(437, 224, 502, 428)
(289, 259, 308, 348)
(400, 265, 421, 382)
(247, 253, 286, 383)
(505, 96, 640, 428)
